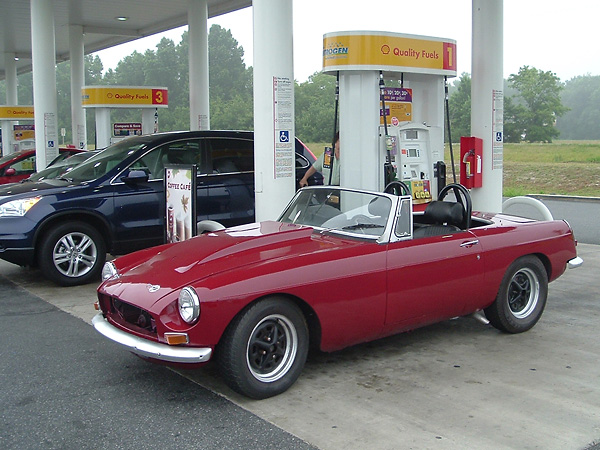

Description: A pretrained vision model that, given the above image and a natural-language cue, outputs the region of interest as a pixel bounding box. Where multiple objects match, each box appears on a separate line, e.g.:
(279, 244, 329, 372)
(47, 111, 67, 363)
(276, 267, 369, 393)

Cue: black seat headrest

(422, 201, 464, 227)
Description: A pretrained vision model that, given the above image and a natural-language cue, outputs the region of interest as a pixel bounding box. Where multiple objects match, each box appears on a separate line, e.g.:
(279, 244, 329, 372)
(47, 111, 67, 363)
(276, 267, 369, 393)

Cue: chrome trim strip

(568, 256, 583, 269)
(92, 314, 212, 363)
(460, 239, 480, 248)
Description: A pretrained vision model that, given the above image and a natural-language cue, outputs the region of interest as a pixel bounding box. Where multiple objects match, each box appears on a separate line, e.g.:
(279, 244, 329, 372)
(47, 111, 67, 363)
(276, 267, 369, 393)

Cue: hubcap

(246, 314, 297, 383)
(52, 232, 97, 278)
(508, 267, 539, 319)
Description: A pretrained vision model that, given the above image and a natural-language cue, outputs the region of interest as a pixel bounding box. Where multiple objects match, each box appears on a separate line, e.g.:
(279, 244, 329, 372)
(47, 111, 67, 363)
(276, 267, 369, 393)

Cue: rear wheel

(38, 221, 106, 286)
(217, 297, 309, 399)
(485, 256, 548, 333)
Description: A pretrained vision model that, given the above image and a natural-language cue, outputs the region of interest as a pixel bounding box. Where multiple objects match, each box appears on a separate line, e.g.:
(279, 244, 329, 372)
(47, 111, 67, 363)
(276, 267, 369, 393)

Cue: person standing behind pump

(299, 132, 340, 187)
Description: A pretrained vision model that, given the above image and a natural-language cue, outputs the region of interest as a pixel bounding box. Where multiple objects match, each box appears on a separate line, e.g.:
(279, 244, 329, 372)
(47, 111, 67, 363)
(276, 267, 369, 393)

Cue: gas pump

(322, 31, 457, 202)
(380, 123, 444, 206)
(377, 75, 446, 207)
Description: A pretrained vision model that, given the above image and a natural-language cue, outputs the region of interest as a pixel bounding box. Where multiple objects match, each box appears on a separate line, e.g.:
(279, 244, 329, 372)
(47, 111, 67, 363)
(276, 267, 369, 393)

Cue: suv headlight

(0, 197, 41, 217)
(178, 287, 200, 324)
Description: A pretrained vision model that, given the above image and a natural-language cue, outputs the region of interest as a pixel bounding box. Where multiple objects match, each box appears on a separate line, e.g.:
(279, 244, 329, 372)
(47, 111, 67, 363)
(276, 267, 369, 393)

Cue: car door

(385, 230, 484, 329)
(201, 137, 255, 227)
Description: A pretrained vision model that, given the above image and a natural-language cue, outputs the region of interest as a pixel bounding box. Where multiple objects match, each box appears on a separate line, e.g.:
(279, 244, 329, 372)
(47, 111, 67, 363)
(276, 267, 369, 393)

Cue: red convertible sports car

(93, 183, 582, 399)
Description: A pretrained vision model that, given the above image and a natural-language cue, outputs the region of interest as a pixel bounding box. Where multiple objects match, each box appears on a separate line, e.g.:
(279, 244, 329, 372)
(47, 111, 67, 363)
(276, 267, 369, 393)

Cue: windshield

(27, 152, 96, 182)
(279, 187, 392, 238)
(0, 150, 28, 165)
(65, 137, 152, 182)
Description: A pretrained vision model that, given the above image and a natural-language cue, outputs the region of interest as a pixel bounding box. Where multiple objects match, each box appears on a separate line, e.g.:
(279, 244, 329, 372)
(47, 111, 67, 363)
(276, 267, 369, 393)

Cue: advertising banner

(113, 122, 142, 137)
(164, 165, 197, 244)
(323, 31, 457, 76)
(381, 87, 413, 125)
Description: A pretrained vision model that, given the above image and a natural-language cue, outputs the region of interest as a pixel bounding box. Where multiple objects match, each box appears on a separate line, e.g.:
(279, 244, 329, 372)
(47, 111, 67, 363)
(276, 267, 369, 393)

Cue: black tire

(217, 297, 309, 399)
(38, 221, 106, 286)
(484, 256, 548, 333)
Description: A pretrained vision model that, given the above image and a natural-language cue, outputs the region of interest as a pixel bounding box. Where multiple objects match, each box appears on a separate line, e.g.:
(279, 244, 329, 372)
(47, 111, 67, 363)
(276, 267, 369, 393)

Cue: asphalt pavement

(504, 194, 600, 245)
(0, 276, 316, 450)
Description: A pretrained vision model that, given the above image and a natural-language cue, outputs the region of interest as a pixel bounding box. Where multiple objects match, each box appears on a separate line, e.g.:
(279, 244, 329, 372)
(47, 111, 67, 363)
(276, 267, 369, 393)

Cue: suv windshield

(66, 137, 152, 182)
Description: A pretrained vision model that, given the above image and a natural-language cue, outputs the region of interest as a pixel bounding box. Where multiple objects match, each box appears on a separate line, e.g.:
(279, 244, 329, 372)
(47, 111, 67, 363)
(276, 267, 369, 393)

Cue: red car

(0, 147, 85, 184)
(93, 183, 582, 399)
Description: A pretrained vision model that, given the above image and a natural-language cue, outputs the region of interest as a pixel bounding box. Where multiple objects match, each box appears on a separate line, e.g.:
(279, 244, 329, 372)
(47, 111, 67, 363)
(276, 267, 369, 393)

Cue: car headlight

(0, 197, 41, 217)
(101, 261, 119, 280)
(178, 286, 200, 324)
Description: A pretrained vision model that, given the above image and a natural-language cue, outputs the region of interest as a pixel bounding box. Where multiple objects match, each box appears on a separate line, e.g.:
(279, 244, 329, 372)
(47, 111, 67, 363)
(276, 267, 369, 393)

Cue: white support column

(95, 108, 111, 149)
(69, 25, 87, 149)
(2, 52, 18, 155)
(188, 0, 210, 131)
(142, 109, 155, 135)
(338, 72, 381, 191)
(30, 0, 59, 170)
(471, 0, 503, 212)
(253, 0, 295, 221)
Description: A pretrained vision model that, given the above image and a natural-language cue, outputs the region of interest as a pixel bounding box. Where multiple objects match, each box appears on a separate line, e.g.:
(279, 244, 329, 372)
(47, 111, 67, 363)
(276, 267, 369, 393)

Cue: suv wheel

(38, 221, 106, 286)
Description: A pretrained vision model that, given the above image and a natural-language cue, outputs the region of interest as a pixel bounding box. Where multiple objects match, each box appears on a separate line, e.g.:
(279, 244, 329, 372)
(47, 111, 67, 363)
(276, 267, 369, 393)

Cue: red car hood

(101, 221, 316, 308)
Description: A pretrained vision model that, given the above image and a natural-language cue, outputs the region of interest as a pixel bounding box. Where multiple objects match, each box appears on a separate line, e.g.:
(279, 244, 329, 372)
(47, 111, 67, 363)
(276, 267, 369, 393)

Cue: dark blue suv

(0, 131, 321, 286)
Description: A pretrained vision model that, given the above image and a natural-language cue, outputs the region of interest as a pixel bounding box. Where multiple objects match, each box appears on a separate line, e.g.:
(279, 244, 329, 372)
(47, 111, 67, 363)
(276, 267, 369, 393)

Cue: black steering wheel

(384, 180, 411, 197)
(438, 183, 472, 229)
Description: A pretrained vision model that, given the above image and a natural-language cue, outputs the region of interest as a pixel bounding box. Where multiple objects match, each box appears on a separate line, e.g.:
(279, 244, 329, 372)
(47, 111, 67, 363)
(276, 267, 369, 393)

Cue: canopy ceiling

(0, 0, 251, 79)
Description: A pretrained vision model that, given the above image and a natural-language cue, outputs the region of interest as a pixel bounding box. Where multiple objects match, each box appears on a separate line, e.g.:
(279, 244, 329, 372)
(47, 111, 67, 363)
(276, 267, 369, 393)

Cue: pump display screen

(407, 148, 419, 157)
(405, 130, 418, 140)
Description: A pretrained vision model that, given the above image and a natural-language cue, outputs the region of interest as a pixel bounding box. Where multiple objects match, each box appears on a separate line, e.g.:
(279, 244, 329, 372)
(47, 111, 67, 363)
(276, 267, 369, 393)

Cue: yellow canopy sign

(323, 31, 457, 76)
(0, 106, 34, 119)
(81, 86, 169, 108)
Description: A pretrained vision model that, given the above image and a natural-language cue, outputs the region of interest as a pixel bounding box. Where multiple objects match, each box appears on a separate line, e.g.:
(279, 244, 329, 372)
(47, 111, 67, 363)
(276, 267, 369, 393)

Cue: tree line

(1, 25, 597, 146)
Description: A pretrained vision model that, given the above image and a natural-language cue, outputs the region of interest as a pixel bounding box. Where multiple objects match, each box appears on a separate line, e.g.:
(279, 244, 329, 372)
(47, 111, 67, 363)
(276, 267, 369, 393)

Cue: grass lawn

(304, 140, 600, 197)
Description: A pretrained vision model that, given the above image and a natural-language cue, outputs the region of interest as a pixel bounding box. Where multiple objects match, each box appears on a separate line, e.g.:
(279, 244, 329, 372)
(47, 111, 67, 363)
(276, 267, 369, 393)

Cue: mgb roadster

(93, 184, 582, 399)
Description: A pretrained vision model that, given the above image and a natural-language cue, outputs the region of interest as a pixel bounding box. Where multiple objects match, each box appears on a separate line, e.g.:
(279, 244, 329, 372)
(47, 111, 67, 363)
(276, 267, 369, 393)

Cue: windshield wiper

(342, 223, 384, 230)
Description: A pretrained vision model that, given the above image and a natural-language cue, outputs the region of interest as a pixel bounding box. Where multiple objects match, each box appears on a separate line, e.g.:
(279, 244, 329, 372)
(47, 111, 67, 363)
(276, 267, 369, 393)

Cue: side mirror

(122, 169, 149, 184)
(5, 168, 17, 176)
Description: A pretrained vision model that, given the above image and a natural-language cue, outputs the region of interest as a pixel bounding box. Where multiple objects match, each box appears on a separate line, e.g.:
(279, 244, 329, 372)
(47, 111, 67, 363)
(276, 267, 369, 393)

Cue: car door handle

(460, 239, 480, 248)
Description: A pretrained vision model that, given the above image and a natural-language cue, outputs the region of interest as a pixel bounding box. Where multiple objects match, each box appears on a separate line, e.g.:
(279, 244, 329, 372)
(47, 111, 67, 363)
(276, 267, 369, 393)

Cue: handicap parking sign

(495, 132, 503, 142)
(279, 130, 289, 143)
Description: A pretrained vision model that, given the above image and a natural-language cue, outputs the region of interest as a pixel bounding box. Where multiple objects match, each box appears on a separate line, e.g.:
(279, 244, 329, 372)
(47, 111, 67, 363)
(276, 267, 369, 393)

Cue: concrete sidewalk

(1, 243, 599, 449)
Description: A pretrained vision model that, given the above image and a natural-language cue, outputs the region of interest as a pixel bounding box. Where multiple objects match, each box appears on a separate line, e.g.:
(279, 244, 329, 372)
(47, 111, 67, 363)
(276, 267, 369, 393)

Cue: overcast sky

(96, 0, 599, 83)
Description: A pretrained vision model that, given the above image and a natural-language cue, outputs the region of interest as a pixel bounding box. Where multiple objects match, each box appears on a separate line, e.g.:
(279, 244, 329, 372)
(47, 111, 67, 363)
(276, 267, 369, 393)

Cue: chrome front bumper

(568, 256, 584, 269)
(92, 313, 212, 364)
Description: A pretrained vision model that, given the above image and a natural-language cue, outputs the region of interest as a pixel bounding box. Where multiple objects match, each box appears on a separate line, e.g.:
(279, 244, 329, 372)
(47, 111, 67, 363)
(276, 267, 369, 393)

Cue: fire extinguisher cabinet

(459, 136, 483, 188)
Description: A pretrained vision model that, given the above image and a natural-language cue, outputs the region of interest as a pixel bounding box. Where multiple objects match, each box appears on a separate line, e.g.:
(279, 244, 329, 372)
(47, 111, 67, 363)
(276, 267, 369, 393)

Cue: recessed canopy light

(115, 16, 128, 21)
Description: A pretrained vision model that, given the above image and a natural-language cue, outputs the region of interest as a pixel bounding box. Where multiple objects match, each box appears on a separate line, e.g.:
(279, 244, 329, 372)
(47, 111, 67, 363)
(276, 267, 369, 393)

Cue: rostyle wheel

(38, 221, 106, 286)
(484, 255, 548, 333)
(217, 297, 309, 399)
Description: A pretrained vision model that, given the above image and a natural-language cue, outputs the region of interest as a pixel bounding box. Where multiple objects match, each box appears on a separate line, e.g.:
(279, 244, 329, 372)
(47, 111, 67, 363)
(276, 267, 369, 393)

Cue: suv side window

(137, 139, 204, 180)
(206, 138, 254, 174)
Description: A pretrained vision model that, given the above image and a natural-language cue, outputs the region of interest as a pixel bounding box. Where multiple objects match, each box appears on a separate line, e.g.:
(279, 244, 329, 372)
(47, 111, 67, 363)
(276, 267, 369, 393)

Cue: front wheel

(217, 297, 309, 399)
(38, 221, 106, 286)
(485, 256, 548, 333)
